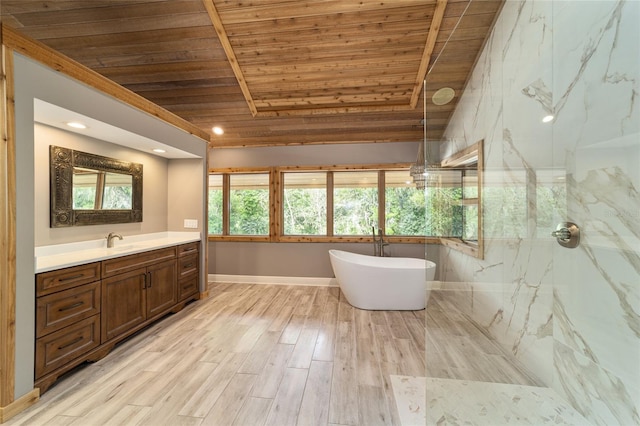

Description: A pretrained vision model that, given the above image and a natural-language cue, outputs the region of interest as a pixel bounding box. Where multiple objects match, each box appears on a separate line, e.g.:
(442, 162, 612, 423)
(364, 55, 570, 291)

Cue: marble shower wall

(551, 1, 639, 424)
(435, 0, 639, 424)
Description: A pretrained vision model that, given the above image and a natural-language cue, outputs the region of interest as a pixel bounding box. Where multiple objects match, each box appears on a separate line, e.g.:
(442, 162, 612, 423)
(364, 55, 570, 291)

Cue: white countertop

(35, 231, 201, 273)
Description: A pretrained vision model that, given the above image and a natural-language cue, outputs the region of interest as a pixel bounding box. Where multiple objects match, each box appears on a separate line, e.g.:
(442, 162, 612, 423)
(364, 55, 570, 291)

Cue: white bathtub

(328, 249, 436, 310)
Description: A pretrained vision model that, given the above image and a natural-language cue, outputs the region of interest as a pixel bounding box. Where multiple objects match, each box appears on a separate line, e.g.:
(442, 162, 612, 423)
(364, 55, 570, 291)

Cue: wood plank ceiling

(0, 0, 503, 148)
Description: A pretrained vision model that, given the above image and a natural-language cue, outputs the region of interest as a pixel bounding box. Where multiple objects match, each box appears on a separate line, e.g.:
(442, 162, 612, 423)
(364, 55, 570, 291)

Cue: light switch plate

(184, 219, 198, 229)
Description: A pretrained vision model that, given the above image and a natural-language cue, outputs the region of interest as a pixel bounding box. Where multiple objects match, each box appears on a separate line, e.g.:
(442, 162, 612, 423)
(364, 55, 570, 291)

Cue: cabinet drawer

(178, 254, 198, 280)
(36, 262, 101, 296)
(178, 275, 199, 301)
(178, 242, 199, 257)
(36, 281, 100, 338)
(102, 247, 176, 278)
(35, 315, 100, 379)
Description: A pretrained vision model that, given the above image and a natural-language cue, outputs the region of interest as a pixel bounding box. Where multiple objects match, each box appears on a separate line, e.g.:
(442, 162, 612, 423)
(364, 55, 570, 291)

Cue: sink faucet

(106, 232, 123, 248)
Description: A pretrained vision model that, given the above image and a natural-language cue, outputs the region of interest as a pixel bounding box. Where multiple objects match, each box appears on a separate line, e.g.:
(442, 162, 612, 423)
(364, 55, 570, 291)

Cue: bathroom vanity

(34, 233, 201, 393)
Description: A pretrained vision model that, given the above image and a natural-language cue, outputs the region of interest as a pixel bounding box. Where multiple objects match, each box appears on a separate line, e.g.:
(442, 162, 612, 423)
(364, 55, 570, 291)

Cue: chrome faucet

(372, 226, 389, 257)
(106, 232, 123, 248)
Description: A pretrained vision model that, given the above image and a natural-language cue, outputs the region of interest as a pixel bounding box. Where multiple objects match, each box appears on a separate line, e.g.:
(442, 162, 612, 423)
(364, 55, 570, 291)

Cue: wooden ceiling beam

(216, 0, 436, 24)
(410, 0, 448, 109)
(223, 7, 433, 36)
(202, 0, 257, 116)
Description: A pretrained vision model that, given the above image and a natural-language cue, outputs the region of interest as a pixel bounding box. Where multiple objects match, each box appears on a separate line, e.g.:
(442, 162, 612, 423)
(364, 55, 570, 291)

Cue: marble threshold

(391, 376, 592, 426)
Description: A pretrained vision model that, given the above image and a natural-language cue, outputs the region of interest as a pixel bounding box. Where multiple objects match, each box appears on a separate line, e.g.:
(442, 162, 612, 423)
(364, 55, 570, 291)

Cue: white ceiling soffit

(33, 99, 199, 159)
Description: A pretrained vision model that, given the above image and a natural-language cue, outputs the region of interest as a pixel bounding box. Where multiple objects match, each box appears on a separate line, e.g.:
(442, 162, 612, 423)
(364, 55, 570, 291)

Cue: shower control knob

(551, 222, 580, 248)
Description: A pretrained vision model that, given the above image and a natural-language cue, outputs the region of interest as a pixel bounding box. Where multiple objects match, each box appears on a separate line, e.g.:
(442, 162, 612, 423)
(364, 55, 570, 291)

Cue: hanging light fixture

(411, 80, 429, 188)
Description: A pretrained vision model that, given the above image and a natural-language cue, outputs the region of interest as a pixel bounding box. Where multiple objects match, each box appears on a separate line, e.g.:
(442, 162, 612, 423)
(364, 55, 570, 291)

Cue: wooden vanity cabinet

(177, 242, 199, 301)
(35, 262, 102, 383)
(101, 247, 177, 343)
(35, 241, 200, 394)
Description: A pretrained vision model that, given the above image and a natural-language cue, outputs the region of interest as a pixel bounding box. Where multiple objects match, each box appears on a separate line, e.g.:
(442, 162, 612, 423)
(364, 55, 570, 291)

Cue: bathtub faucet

(372, 226, 389, 257)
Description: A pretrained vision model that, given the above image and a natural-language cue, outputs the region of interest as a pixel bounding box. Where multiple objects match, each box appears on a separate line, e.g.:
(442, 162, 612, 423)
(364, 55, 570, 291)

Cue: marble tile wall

(434, 0, 639, 424)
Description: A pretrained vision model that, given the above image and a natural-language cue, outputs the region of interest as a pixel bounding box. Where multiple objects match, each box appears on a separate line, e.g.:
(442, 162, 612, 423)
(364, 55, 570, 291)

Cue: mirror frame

(50, 145, 143, 227)
(439, 139, 484, 259)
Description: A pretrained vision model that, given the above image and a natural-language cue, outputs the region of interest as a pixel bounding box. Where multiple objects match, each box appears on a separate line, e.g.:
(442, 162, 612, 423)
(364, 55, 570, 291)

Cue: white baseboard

(209, 274, 338, 287)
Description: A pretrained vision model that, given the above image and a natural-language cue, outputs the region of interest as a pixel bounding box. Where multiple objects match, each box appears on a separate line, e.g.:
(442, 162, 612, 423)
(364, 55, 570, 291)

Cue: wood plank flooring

(6, 283, 424, 426)
(6, 283, 539, 426)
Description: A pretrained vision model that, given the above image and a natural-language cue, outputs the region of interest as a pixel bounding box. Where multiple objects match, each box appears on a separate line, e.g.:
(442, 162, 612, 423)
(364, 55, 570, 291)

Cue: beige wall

(12, 52, 208, 398)
(210, 241, 432, 278)
(209, 141, 421, 168)
(167, 158, 206, 234)
(208, 141, 435, 278)
(34, 123, 169, 246)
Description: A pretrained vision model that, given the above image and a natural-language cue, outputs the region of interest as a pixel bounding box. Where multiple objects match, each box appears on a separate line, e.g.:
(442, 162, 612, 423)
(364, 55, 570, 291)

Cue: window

(208, 171, 271, 238)
(282, 172, 327, 235)
(425, 169, 463, 237)
(333, 171, 378, 235)
(385, 170, 426, 236)
(229, 173, 270, 236)
(209, 165, 430, 242)
(208, 174, 223, 235)
(434, 139, 484, 258)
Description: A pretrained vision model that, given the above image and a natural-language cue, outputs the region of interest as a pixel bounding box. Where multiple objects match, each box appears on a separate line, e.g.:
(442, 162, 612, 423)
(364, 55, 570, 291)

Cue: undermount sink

(109, 243, 145, 251)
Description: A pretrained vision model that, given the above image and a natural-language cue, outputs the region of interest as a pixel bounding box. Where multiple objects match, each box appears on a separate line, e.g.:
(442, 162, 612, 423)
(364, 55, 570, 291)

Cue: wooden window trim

(438, 139, 484, 259)
(208, 163, 431, 243)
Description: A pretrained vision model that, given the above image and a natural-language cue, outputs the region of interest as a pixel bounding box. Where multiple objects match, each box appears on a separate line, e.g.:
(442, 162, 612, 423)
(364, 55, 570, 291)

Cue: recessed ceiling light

(542, 115, 554, 123)
(432, 87, 455, 105)
(212, 126, 224, 135)
(67, 121, 87, 129)
(153, 148, 166, 153)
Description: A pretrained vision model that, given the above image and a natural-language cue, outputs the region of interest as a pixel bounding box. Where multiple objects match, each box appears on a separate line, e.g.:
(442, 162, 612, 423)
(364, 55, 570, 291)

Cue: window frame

(438, 139, 484, 259)
(208, 164, 434, 244)
(208, 167, 275, 242)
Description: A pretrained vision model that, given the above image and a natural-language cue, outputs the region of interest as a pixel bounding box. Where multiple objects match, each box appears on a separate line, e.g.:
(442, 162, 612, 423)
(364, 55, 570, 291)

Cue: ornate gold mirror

(50, 145, 143, 227)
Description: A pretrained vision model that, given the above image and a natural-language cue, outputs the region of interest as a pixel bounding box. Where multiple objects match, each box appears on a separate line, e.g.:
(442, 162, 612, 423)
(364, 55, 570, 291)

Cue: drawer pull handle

(58, 274, 85, 282)
(182, 248, 196, 253)
(183, 263, 194, 269)
(58, 337, 83, 350)
(59, 302, 83, 312)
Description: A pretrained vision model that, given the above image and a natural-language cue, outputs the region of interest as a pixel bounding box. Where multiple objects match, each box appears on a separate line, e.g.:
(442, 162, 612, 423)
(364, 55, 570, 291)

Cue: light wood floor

(7, 283, 538, 426)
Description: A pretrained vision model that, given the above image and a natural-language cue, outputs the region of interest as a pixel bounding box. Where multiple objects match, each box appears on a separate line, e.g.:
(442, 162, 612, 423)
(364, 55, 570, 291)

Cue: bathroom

(207, 0, 640, 423)
(0, 0, 638, 425)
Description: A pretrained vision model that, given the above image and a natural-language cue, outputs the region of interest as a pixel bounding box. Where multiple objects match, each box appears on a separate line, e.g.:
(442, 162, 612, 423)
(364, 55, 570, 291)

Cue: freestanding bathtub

(328, 249, 436, 310)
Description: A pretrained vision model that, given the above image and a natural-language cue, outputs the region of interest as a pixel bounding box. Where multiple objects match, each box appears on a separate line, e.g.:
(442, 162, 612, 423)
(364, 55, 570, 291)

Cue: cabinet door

(101, 268, 146, 343)
(146, 261, 177, 319)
